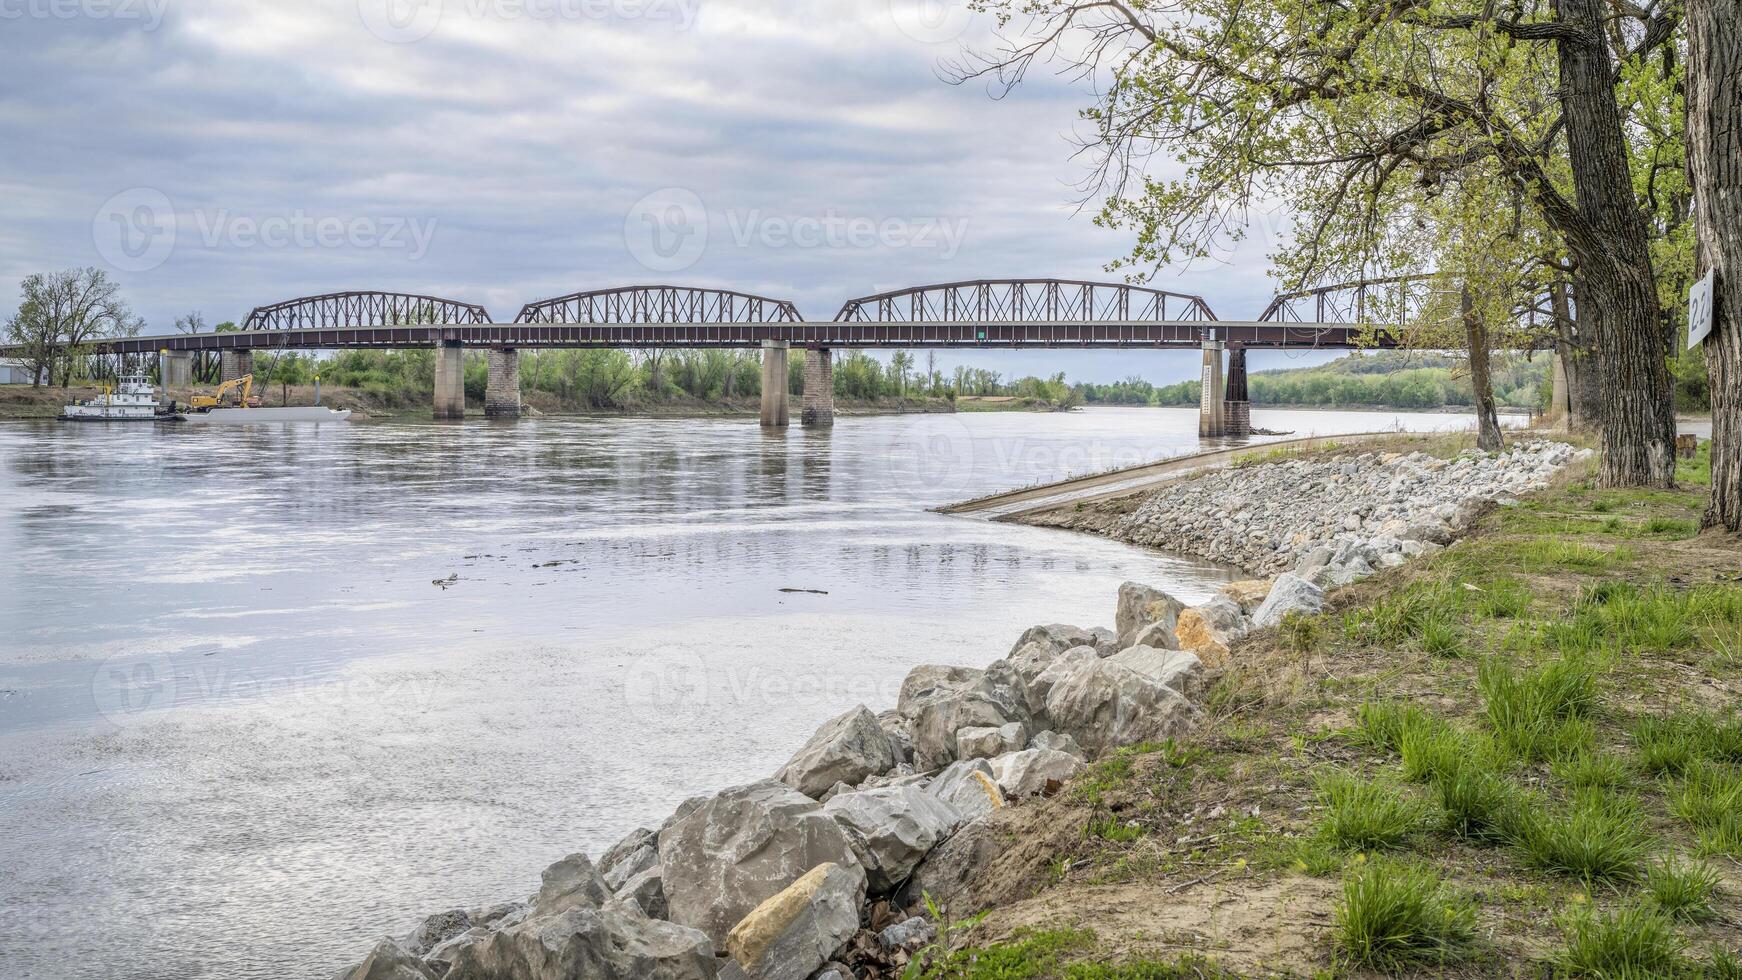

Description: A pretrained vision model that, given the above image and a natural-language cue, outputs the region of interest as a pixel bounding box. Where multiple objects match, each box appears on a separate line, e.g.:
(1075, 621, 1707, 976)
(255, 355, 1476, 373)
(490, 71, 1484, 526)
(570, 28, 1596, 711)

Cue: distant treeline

(1086, 352, 1555, 410)
(238, 348, 1083, 409)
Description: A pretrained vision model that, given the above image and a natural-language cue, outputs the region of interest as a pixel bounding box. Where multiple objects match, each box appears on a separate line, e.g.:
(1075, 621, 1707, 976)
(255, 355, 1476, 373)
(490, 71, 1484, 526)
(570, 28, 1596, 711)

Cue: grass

(1555, 902, 1688, 978)
(1333, 860, 1477, 971)
(1478, 654, 1599, 760)
(1351, 699, 1439, 753)
(1312, 770, 1426, 851)
(1513, 790, 1653, 883)
(1668, 762, 1742, 857)
(1641, 858, 1721, 922)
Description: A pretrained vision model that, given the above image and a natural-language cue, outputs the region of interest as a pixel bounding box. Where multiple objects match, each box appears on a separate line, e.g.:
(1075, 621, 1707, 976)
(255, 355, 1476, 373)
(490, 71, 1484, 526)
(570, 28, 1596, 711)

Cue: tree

(890, 351, 914, 394)
(955, 0, 1679, 485)
(1685, 0, 1740, 530)
(4, 268, 142, 387)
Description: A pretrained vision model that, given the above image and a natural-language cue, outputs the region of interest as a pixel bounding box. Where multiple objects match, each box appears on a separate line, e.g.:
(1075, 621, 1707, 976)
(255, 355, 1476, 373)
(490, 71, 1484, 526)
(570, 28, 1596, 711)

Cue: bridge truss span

(1256, 276, 1436, 346)
(833, 279, 1218, 325)
(514, 285, 802, 325)
(241, 291, 491, 331)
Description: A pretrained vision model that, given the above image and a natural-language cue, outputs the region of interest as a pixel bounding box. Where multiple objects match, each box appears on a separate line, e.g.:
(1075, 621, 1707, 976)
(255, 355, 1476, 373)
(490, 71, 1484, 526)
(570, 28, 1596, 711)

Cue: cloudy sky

(0, 0, 1339, 382)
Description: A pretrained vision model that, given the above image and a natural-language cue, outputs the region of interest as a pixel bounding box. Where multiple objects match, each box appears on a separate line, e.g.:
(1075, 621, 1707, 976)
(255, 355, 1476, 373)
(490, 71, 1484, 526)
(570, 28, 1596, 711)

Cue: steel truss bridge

(2, 279, 1464, 360)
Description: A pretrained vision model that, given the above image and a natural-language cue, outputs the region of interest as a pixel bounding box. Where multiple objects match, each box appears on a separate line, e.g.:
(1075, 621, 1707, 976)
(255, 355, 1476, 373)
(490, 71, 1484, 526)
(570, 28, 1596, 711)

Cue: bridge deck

(4, 321, 1404, 358)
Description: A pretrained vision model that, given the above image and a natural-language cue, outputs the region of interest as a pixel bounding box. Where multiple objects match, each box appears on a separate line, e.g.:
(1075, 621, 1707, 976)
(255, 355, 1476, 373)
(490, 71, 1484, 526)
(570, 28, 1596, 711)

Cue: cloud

(0, 0, 1297, 382)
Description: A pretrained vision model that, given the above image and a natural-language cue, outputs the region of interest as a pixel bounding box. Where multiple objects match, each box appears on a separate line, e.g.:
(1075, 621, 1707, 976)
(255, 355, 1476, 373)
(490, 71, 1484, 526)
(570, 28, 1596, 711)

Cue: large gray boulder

(658, 780, 861, 946)
(1105, 646, 1205, 700)
(1251, 572, 1325, 627)
(954, 721, 1026, 761)
(533, 853, 611, 916)
(899, 664, 1028, 771)
(875, 709, 915, 766)
(599, 828, 658, 886)
(1043, 658, 1197, 756)
(401, 910, 472, 957)
(990, 748, 1083, 798)
(445, 905, 716, 980)
(335, 939, 438, 980)
(1027, 729, 1086, 760)
(1024, 647, 1097, 718)
(896, 817, 1005, 914)
(722, 863, 865, 980)
(605, 866, 668, 920)
(1115, 582, 1186, 646)
(774, 705, 898, 799)
(1006, 623, 1097, 658)
(822, 785, 964, 894)
(925, 758, 1005, 821)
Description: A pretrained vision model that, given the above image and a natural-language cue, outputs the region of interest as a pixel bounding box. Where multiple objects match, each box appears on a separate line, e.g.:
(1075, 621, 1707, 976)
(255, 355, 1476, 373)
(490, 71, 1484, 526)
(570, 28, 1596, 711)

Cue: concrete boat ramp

(939, 431, 1403, 523)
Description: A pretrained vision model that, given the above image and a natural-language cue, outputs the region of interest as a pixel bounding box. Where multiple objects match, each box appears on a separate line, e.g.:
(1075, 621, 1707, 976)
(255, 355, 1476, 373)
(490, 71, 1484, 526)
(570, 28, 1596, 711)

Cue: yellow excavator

(188, 374, 260, 409)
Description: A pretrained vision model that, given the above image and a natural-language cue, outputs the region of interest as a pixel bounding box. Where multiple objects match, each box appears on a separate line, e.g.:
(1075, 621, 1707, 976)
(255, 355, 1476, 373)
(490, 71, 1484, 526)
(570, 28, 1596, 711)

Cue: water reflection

(0, 406, 1483, 980)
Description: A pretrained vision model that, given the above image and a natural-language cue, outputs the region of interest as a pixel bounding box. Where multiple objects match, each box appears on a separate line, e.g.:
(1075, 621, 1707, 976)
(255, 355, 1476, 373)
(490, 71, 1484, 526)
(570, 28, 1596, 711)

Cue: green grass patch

(1642, 858, 1721, 922)
(1478, 654, 1599, 760)
(1668, 762, 1742, 857)
(1553, 750, 1632, 791)
(1312, 770, 1426, 851)
(1086, 816, 1145, 843)
(1513, 790, 1653, 883)
(904, 926, 1092, 979)
(1332, 860, 1478, 971)
(1351, 699, 1439, 754)
(1554, 902, 1688, 978)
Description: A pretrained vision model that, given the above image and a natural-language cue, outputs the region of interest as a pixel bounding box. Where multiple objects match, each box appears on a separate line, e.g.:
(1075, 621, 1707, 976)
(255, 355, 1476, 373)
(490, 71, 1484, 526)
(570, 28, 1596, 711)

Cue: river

(0, 406, 1493, 980)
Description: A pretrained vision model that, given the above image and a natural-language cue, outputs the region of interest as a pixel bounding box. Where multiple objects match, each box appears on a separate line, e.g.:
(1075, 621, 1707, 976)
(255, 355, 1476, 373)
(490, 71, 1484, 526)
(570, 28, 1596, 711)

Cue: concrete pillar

(434, 342, 466, 420)
(801, 348, 834, 427)
(220, 350, 253, 382)
(1199, 338, 1225, 437)
(760, 341, 790, 428)
(1550, 352, 1571, 426)
(485, 347, 521, 418)
(160, 351, 193, 390)
(1223, 345, 1250, 438)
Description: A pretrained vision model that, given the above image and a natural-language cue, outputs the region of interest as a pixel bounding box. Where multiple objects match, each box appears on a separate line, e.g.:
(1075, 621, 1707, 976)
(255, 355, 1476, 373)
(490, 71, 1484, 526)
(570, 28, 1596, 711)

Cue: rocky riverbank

(333, 439, 1596, 980)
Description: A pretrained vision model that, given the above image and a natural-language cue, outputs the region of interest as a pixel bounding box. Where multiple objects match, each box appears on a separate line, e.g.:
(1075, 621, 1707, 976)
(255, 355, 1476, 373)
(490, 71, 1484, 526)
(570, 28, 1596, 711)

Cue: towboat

(58, 375, 167, 422)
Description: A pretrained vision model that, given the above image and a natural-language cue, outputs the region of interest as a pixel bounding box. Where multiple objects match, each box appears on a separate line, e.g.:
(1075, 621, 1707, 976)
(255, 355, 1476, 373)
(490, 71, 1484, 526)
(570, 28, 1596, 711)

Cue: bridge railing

(833, 279, 1217, 323)
(241, 291, 491, 331)
(514, 286, 802, 324)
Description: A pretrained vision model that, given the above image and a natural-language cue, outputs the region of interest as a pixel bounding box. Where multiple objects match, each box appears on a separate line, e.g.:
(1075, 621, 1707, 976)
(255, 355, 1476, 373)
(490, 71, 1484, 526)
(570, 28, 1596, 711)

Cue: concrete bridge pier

(801, 348, 833, 427)
(761, 341, 790, 428)
(220, 350, 253, 383)
(434, 341, 465, 420)
(485, 348, 521, 418)
(1198, 338, 1226, 437)
(1223, 345, 1251, 438)
(160, 351, 192, 391)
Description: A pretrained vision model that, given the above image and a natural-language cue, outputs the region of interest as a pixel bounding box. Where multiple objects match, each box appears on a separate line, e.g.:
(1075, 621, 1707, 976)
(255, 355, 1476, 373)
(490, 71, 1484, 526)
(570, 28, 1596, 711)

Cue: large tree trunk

(1687, 0, 1742, 530)
(1463, 287, 1504, 451)
(1551, 280, 1602, 430)
(1554, 0, 1679, 487)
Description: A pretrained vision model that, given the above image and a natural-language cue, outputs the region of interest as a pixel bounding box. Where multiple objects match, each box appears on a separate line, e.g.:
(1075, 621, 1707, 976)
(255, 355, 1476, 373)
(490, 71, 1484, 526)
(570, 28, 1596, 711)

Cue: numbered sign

(1688, 269, 1716, 350)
